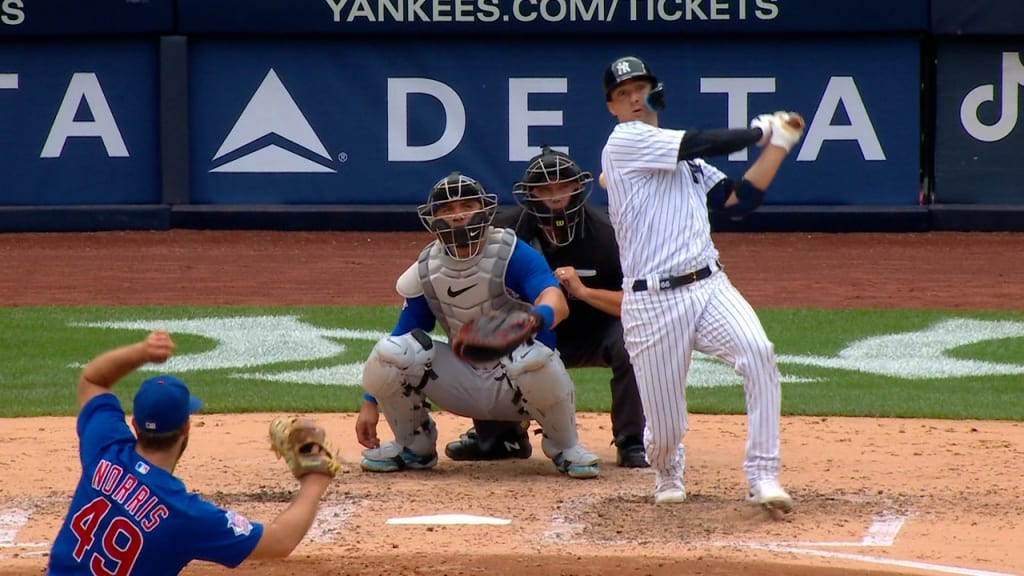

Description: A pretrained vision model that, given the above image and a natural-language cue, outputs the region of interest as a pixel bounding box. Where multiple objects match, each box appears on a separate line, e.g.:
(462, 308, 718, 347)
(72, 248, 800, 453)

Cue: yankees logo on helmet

(602, 56, 665, 111)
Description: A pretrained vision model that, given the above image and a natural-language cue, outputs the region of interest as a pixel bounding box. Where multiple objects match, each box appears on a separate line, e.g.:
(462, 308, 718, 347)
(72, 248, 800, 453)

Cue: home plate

(386, 514, 511, 526)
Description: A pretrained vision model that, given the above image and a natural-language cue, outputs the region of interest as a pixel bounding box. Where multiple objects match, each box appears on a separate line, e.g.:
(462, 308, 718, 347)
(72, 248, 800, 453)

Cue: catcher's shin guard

(500, 343, 591, 467)
(362, 331, 438, 452)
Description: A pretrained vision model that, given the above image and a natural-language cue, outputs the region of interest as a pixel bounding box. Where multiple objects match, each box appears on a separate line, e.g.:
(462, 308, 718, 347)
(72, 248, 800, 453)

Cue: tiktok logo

(960, 51, 1024, 142)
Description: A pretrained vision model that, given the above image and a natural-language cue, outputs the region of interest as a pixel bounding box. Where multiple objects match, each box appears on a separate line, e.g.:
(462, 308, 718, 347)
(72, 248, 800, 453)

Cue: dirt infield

(1, 231, 1023, 576)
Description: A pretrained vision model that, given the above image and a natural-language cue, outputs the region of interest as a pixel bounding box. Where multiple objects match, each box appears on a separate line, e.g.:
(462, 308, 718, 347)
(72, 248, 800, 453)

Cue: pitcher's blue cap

(132, 375, 202, 433)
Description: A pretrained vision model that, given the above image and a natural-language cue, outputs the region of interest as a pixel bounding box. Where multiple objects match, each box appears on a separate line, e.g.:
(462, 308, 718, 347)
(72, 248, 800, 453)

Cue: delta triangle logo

(210, 69, 335, 173)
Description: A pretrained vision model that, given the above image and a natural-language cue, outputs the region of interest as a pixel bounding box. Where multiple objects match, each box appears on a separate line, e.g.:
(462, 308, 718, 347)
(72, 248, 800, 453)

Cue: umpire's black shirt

(494, 205, 623, 341)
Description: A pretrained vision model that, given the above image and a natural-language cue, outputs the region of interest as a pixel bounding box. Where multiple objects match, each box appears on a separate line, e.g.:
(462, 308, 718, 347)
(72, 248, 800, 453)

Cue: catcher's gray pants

(361, 331, 583, 458)
(470, 318, 646, 448)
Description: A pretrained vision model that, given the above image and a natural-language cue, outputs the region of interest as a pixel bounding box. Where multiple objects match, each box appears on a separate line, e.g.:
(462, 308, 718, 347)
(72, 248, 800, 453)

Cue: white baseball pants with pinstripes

(620, 270, 782, 491)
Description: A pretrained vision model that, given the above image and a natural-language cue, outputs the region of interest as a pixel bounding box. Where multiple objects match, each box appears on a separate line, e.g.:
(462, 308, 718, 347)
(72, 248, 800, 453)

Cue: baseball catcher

(354, 172, 600, 479)
(445, 146, 650, 469)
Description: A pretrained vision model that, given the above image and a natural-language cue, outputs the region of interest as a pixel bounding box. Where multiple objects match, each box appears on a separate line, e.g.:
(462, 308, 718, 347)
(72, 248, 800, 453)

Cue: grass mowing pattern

(0, 307, 1021, 420)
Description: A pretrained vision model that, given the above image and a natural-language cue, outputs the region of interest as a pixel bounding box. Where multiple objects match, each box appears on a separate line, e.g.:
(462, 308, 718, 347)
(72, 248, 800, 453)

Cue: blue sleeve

(77, 394, 136, 468)
(390, 296, 436, 336)
(188, 498, 265, 567)
(505, 239, 560, 350)
(505, 239, 559, 302)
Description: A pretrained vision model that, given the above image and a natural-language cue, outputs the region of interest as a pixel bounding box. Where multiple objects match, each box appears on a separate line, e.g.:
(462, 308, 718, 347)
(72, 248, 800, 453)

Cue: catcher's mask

(603, 55, 665, 112)
(512, 146, 593, 246)
(418, 172, 497, 260)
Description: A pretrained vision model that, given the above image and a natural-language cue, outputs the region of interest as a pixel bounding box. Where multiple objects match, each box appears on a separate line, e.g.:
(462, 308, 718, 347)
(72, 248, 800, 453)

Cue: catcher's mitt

(452, 309, 542, 364)
(269, 416, 341, 479)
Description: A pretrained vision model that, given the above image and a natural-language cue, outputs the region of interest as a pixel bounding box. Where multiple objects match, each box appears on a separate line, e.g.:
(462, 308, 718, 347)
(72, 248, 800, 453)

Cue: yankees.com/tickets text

(325, 0, 779, 24)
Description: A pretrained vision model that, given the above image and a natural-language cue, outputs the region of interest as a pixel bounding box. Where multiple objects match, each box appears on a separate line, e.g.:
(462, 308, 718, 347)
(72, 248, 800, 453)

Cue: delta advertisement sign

(0, 41, 159, 205)
(189, 38, 920, 206)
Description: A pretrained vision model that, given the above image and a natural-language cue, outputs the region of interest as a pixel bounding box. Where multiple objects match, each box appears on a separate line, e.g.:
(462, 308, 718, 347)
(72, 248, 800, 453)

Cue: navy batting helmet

(513, 146, 593, 246)
(602, 56, 665, 111)
(417, 172, 497, 259)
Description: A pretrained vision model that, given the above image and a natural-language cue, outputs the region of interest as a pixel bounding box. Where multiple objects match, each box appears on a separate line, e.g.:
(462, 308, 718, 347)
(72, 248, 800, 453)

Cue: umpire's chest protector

(419, 228, 531, 336)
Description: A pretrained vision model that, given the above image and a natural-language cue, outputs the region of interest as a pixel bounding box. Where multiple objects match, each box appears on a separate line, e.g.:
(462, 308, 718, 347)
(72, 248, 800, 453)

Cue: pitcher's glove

(452, 310, 543, 364)
(270, 416, 341, 479)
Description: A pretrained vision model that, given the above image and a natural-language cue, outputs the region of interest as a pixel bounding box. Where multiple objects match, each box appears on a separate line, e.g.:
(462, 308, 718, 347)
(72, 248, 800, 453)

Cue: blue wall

(1, 0, 1022, 231)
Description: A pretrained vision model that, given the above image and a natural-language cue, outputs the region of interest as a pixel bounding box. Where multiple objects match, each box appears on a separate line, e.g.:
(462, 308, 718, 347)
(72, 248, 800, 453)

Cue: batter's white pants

(620, 270, 782, 489)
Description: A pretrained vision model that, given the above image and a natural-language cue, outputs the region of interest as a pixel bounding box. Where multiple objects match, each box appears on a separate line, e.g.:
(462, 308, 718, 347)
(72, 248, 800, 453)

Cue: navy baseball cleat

(444, 427, 532, 461)
(615, 437, 649, 468)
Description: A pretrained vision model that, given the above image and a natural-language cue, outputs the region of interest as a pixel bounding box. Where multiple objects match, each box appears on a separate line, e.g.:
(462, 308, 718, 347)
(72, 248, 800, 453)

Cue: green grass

(1, 306, 1022, 420)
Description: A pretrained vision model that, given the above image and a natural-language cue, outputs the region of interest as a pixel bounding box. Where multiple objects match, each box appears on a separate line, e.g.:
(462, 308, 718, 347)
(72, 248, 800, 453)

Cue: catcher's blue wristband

(362, 391, 378, 405)
(532, 304, 555, 331)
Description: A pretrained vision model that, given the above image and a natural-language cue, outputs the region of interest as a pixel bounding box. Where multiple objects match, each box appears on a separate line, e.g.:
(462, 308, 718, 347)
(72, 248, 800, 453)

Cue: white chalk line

(546, 500, 1015, 576)
(0, 507, 50, 559)
(0, 508, 31, 547)
(0, 543, 49, 549)
(736, 543, 1019, 576)
(0, 549, 49, 560)
(861, 510, 906, 546)
(386, 514, 512, 526)
(303, 500, 360, 544)
(749, 510, 908, 548)
(541, 496, 593, 543)
(713, 511, 1019, 576)
(0, 507, 48, 549)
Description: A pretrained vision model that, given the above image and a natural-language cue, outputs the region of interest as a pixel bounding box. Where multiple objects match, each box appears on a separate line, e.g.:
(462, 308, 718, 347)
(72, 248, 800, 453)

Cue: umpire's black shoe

(444, 427, 532, 461)
(616, 439, 650, 468)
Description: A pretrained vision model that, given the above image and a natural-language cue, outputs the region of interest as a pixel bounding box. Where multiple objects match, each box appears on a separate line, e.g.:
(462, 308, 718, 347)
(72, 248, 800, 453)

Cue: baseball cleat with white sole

(654, 469, 686, 504)
(747, 479, 793, 513)
(360, 442, 438, 473)
(654, 483, 686, 504)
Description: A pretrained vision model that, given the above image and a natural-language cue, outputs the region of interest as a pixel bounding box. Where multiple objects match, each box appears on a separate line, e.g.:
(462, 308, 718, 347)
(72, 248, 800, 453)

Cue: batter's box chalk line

(0, 505, 51, 560)
(541, 496, 596, 544)
(734, 509, 910, 548)
(302, 497, 362, 545)
(727, 543, 1020, 576)
(712, 508, 1021, 576)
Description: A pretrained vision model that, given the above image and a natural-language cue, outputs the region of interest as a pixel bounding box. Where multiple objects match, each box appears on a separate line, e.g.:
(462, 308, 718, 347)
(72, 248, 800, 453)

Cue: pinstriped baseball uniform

(601, 120, 783, 491)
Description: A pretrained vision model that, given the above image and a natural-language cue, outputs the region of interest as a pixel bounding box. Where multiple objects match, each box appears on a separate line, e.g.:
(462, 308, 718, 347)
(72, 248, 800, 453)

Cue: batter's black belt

(630, 261, 720, 292)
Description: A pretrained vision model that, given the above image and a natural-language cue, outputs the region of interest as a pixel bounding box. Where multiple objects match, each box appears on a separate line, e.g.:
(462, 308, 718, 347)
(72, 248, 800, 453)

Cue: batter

(599, 55, 805, 510)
